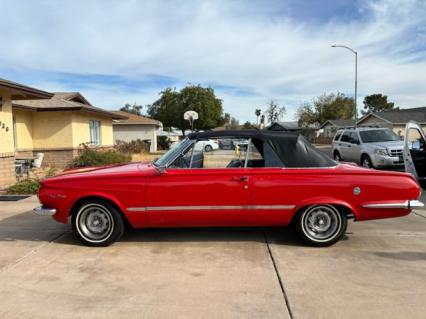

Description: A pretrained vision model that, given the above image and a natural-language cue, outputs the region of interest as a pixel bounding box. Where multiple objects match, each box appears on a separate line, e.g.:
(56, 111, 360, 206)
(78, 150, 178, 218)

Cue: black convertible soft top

(188, 130, 336, 168)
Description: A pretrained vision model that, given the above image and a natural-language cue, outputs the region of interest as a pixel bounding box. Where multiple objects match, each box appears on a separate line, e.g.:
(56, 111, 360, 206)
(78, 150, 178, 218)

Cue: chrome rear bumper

(362, 200, 424, 209)
(33, 206, 56, 216)
(409, 200, 425, 208)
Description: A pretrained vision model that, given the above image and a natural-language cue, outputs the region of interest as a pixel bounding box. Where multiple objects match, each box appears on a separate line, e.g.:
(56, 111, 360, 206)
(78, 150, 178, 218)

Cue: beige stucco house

(12, 92, 126, 168)
(0, 79, 52, 187)
(320, 119, 356, 137)
(112, 111, 162, 152)
(0, 78, 127, 188)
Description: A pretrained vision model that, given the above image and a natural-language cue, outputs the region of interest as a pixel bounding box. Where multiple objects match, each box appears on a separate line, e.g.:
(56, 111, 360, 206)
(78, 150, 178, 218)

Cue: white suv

(332, 127, 404, 169)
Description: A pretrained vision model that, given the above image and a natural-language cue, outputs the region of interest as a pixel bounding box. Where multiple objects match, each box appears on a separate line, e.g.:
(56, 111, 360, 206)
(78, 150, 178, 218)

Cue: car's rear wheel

(204, 145, 213, 152)
(333, 151, 342, 162)
(295, 205, 347, 247)
(72, 200, 125, 247)
(361, 154, 373, 168)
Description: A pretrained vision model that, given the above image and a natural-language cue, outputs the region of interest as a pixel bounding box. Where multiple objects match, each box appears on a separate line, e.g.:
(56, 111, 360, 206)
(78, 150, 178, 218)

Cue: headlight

(374, 148, 388, 156)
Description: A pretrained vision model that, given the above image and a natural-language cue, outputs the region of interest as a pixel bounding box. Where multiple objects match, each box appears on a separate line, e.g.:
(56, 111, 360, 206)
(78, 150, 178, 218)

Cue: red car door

(145, 168, 251, 227)
(249, 167, 298, 226)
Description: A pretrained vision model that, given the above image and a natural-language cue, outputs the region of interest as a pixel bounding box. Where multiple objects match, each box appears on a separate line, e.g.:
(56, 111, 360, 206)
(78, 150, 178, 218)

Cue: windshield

(359, 129, 400, 143)
(153, 138, 194, 167)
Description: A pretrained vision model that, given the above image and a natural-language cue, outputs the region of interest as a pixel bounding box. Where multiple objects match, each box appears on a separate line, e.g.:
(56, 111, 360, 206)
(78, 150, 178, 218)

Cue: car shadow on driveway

(118, 226, 307, 247)
(372, 251, 426, 261)
(0, 211, 316, 247)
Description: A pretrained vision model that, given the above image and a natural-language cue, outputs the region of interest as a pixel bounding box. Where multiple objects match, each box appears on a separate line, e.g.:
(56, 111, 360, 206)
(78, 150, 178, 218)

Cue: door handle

(232, 176, 249, 182)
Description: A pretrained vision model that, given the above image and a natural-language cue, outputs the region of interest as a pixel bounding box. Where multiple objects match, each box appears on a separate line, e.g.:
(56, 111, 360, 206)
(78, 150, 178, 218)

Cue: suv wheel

(333, 151, 342, 162)
(361, 155, 374, 169)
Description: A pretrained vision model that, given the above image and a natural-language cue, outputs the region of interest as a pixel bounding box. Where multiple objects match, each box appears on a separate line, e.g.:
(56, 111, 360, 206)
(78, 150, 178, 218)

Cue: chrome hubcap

(77, 204, 114, 242)
(302, 205, 341, 241)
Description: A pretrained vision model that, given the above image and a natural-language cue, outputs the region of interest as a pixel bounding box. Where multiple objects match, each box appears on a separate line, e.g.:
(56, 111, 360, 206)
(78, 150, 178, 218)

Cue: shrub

(7, 178, 40, 194)
(115, 139, 149, 154)
(157, 136, 171, 150)
(72, 145, 131, 168)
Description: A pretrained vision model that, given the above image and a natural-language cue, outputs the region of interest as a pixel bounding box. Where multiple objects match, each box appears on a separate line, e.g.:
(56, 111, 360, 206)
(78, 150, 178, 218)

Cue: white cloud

(0, 0, 425, 123)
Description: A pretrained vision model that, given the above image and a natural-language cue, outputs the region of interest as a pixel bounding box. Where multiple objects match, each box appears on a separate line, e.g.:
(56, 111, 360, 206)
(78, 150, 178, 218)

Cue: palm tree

(255, 109, 262, 127)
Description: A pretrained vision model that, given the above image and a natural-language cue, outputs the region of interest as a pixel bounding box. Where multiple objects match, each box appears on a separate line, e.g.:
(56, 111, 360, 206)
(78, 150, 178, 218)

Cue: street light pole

(331, 45, 358, 127)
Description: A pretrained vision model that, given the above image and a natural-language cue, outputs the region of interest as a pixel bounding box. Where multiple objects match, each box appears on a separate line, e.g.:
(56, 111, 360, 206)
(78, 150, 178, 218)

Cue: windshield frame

(153, 138, 195, 168)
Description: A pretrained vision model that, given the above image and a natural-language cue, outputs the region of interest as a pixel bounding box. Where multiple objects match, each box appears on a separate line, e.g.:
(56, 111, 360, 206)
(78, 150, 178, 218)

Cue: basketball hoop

(184, 110, 199, 132)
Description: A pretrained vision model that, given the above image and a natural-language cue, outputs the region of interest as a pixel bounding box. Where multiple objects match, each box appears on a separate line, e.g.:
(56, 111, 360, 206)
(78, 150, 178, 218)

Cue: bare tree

(265, 100, 286, 124)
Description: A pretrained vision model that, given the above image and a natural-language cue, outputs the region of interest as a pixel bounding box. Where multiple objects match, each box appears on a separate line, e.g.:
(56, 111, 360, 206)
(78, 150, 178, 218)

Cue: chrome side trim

(126, 205, 296, 212)
(362, 200, 425, 209)
(33, 206, 56, 216)
(147, 205, 249, 211)
(251, 205, 296, 210)
(362, 201, 409, 209)
(126, 207, 146, 212)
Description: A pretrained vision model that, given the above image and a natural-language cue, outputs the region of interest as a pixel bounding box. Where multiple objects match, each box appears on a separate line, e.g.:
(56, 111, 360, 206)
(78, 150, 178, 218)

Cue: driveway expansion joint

(0, 230, 69, 273)
(264, 232, 294, 319)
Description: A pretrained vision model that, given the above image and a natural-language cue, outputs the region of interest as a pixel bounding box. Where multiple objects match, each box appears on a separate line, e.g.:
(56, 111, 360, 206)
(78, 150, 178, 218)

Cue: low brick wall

(0, 153, 16, 188)
(33, 149, 79, 168)
(15, 146, 115, 169)
(15, 150, 34, 158)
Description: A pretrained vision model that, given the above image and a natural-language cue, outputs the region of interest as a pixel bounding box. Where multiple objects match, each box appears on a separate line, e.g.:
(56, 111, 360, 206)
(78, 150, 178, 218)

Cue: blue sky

(0, 0, 425, 123)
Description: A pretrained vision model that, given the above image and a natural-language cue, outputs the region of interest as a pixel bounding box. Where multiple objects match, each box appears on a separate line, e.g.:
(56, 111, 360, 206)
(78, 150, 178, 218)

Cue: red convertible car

(34, 130, 423, 247)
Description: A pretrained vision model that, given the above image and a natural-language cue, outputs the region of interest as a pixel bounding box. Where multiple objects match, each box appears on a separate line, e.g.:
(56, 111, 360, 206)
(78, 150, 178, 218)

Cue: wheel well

(291, 204, 355, 225)
(360, 153, 370, 160)
(70, 196, 132, 228)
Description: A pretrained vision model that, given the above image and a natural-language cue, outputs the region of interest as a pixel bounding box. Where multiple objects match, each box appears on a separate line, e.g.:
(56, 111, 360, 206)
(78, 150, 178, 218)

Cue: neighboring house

(156, 128, 182, 143)
(268, 121, 301, 131)
(112, 111, 162, 152)
(320, 119, 356, 137)
(357, 107, 426, 136)
(12, 91, 126, 168)
(268, 121, 319, 142)
(0, 78, 52, 187)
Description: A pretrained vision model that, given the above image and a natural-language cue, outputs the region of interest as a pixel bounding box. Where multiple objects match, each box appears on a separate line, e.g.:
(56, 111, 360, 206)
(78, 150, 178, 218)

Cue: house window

(89, 120, 101, 145)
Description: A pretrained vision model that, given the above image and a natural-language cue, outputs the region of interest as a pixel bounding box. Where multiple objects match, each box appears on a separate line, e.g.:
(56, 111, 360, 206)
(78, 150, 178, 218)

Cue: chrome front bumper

(372, 154, 404, 167)
(362, 200, 424, 209)
(33, 206, 57, 216)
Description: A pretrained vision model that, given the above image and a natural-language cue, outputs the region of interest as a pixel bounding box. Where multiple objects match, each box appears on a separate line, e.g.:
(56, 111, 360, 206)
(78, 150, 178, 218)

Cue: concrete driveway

(0, 196, 425, 319)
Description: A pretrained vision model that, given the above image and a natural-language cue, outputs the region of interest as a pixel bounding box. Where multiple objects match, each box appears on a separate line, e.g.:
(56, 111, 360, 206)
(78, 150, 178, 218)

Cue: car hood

(365, 141, 404, 149)
(43, 162, 157, 184)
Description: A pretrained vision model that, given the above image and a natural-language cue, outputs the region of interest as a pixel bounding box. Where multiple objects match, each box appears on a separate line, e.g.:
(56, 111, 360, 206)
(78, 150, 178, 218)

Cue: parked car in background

(194, 139, 219, 152)
(35, 130, 423, 247)
(218, 138, 235, 150)
(332, 127, 404, 169)
(404, 121, 426, 188)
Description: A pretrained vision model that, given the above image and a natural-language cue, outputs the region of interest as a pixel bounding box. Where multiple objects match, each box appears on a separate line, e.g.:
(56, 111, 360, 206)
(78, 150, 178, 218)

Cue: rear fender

(295, 197, 357, 219)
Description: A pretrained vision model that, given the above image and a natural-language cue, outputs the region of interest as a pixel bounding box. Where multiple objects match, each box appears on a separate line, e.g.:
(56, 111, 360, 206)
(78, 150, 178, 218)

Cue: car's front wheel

(72, 200, 125, 247)
(333, 151, 342, 162)
(361, 154, 374, 168)
(295, 205, 347, 247)
(204, 145, 213, 152)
